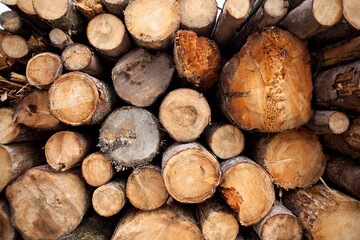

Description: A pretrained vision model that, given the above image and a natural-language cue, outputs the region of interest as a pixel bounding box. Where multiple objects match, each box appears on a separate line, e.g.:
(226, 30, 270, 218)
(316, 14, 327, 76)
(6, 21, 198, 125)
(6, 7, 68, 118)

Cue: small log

(0, 11, 30, 37)
(98, 106, 161, 170)
(13, 89, 63, 130)
(159, 88, 211, 142)
(49, 28, 74, 50)
(111, 203, 203, 240)
(49, 71, 116, 126)
(219, 156, 275, 226)
(0, 30, 16, 72)
(45, 131, 94, 171)
(126, 165, 169, 210)
(253, 201, 303, 240)
(62, 43, 104, 78)
(162, 142, 221, 204)
(197, 198, 239, 240)
(219, 27, 312, 132)
(26, 52, 63, 89)
(124, 0, 180, 51)
(212, 0, 251, 48)
(279, 0, 342, 39)
(6, 165, 89, 240)
(103, 0, 129, 18)
(313, 60, 360, 112)
(283, 184, 360, 240)
(343, 0, 360, 30)
(0, 142, 44, 192)
(174, 30, 221, 90)
(81, 152, 114, 187)
(1, 34, 29, 59)
(92, 179, 126, 217)
(112, 47, 174, 107)
(74, 0, 104, 20)
(0, 199, 16, 240)
(203, 123, 245, 159)
(87, 13, 131, 58)
(178, 0, 217, 37)
(307, 110, 350, 134)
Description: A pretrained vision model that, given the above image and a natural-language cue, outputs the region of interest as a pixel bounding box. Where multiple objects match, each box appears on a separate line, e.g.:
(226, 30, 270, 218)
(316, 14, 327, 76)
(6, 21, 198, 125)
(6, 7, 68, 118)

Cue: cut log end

(0, 145, 12, 192)
(0, 200, 16, 240)
(312, 0, 343, 26)
(17, 0, 36, 15)
(0, 11, 22, 33)
(264, 0, 289, 18)
(1, 34, 28, 59)
(49, 28, 73, 50)
(33, 0, 69, 21)
(62, 44, 92, 71)
(0, 108, 20, 144)
(328, 111, 350, 134)
(82, 152, 114, 187)
(343, 0, 360, 30)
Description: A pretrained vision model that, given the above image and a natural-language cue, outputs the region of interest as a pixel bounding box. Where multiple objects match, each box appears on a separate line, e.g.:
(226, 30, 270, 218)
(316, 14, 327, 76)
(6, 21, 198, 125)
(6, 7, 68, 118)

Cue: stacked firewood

(0, 0, 359, 239)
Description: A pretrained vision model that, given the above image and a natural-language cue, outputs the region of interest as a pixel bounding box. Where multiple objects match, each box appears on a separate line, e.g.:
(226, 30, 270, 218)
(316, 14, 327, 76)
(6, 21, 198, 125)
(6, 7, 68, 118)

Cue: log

(1, 34, 29, 59)
(92, 179, 126, 217)
(174, 30, 221, 90)
(124, 0, 180, 51)
(6, 165, 89, 240)
(307, 110, 350, 134)
(0, 30, 16, 72)
(87, 13, 131, 58)
(283, 184, 360, 240)
(219, 27, 312, 132)
(326, 155, 360, 199)
(13, 89, 63, 130)
(126, 165, 169, 210)
(204, 123, 245, 159)
(279, 0, 342, 39)
(45, 131, 94, 171)
(26, 52, 63, 88)
(219, 156, 275, 226)
(111, 203, 203, 240)
(49, 71, 116, 126)
(253, 201, 303, 240)
(62, 43, 104, 78)
(313, 60, 360, 112)
(98, 106, 161, 170)
(0, 142, 44, 192)
(177, 0, 217, 37)
(74, 0, 104, 20)
(343, 0, 360, 30)
(0, 199, 16, 240)
(102, 0, 129, 18)
(112, 47, 174, 107)
(0, 11, 30, 37)
(197, 198, 239, 240)
(162, 142, 221, 204)
(81, 152, 114, 187)
(49, 28, 74, 50)
(159, 88, 211, 142)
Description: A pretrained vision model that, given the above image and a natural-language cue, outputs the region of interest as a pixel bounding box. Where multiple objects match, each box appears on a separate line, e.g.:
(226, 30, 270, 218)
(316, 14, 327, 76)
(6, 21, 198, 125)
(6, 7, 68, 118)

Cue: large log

(219, 27, 312, 132)
(283, 184, 360, 240)
(102, 0, 129, 18)
(159, 88, 211, 142)
(98, 106, 161, 170)
(0, 199, 16, 240)
(49, 28, 74, 50)
(6, 165, 89, 240)
(124, 0, 180, 51)
(162, 142, 221, 204)
(307, 110, 350, 134)
(219, 156, 275, 226)
(81, 152, 114, 187)
(112, 48, 174, 107)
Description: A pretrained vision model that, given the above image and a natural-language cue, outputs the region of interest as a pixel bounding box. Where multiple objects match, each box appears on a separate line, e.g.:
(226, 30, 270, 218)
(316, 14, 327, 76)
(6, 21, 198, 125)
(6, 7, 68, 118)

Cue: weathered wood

(283, 184, 360, 240)
(1, 34, 29, 59)
(178, 0, 217, 37)
(74, 0, 104, 20)
(111, 203, 203, 240)
(98, 106, 161, 170)
(253, 201, 303, 240)
(174, 30, 221, 90)
(92, 179, 126, 217)
(112, 47, 174, 107)
(307, 110, 350, 134)
(0, 11, 30, 37)
(49, 28, 74, 50)
(126, 165, 169, 210)
(197, 198, 239, 240)
(103, 0, 129, 18)
(0, 199, 16, 240)
(124, 0, 180, 51)
(162, 142, 221, 204)
(343, 0, 360, 30)
(6, 165, 89, 240)
(159, 88, 211, 142)
(81, 152, 114, 187)
(219, 27, 312, 132)
(219, 156, 275, 226)
(49, 71, 116, 126)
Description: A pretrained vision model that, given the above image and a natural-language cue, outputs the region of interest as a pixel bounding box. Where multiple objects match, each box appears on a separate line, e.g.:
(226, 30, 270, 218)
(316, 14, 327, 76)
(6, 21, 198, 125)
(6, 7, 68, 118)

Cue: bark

(98, 106, 161, 170)
(49, 28, 74, 51)
(74, 0, 104, 20)
(102, 0, 129, 18)
(49, 71, 116, 126)
(0, 199, 16, 240)
(162, 142, 221, 204)
(219, 27, 312, 132)
(6, 165, 89, 240)
(283, 184, 360, 240)
(307, 110, 350, 134)
(343, 0, 360, 30)
(81, 152, 114, 187)
(219, 156, 275, 226)
(112, 48, 174, 107)
(159, 88, 211, 142)
(0, 11, 31, 37)
(124, 0, 180, 51)
(126, 165, 169, 210)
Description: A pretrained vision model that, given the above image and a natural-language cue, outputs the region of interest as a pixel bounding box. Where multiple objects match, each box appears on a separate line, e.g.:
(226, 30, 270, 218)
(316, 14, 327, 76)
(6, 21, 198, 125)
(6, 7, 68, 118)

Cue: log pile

(0, 0, 360, 239)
